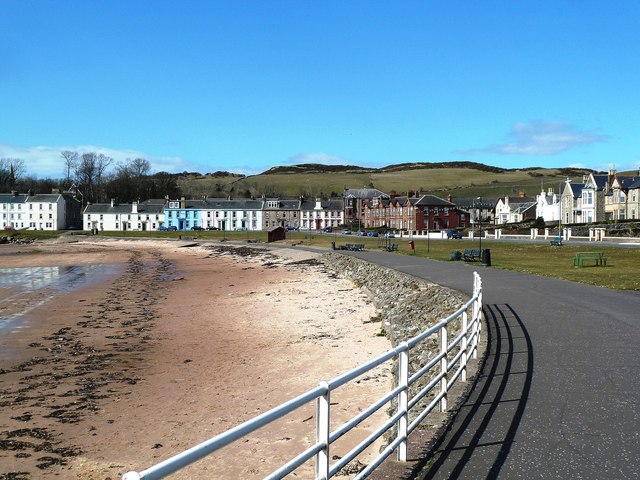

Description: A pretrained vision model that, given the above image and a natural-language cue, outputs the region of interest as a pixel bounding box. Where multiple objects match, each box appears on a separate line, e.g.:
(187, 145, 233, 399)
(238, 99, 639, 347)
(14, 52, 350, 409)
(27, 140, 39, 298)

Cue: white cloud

(286, 152, 352, 166)
(458, 121, 609, 156)
(0, 144, 199, 178)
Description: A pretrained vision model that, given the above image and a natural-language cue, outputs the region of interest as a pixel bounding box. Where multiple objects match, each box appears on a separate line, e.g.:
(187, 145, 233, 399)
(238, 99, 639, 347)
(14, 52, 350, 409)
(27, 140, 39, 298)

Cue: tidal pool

(0, 264, 122, 334)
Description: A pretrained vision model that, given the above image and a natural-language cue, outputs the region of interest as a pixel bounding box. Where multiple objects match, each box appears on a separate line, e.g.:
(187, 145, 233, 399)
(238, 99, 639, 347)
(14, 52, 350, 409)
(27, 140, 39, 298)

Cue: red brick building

(364, 194, 468, 232)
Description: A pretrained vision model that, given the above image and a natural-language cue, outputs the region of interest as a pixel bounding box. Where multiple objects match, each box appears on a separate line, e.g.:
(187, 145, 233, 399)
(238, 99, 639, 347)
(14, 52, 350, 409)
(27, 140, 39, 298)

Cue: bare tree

(0, 158, 25, 190)
(130, 158, 151, 177)
(60, 150, 78, 186)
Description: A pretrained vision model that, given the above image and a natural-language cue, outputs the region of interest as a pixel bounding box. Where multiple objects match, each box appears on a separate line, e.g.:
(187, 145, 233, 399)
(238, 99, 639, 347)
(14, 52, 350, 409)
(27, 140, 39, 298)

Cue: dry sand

(0, 238, 392, 479)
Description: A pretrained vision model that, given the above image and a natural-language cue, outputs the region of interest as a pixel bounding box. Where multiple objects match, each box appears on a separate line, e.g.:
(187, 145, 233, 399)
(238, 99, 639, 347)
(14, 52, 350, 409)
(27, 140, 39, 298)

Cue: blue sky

(2, 1, 639, 178)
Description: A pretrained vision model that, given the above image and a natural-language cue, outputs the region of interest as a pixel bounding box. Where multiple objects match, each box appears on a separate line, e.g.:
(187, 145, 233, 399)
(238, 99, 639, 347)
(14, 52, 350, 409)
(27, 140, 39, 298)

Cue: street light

(473, 197, 482, 252)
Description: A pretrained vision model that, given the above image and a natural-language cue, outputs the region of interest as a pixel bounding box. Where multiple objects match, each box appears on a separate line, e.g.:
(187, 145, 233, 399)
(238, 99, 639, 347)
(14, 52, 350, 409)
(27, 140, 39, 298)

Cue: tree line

(1, 153, 181, 205)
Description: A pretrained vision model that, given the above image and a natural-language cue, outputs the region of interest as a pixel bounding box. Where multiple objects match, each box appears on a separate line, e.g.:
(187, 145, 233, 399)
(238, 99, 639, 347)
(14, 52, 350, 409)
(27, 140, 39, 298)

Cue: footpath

(346, 250, 640, 479)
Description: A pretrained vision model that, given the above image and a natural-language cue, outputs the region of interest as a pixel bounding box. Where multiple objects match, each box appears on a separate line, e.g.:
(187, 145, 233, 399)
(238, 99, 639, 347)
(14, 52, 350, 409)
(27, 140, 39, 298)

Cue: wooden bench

(550, 236, 563, 246)
(463, 249, 481, 262)
(386, 243, 399, 252)
(573, 251, 607, 267)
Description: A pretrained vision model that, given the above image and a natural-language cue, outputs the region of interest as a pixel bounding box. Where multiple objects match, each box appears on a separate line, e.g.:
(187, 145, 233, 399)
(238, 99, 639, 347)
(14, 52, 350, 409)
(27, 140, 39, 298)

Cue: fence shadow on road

(406, 303, 534, 480)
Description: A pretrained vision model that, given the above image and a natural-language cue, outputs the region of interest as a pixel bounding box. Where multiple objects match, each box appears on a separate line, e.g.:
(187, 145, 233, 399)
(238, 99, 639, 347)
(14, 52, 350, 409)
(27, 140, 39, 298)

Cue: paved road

(344, 250, 640, 479)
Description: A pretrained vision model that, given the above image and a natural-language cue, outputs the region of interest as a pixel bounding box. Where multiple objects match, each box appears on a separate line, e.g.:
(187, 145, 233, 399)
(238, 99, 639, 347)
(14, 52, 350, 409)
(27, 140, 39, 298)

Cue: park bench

(463, 249, 481, 262)
(573, 251, 607, 267)
(353, 243, 365, 251)
(550, 236, 563, 246)
(386, 243, 399, 252)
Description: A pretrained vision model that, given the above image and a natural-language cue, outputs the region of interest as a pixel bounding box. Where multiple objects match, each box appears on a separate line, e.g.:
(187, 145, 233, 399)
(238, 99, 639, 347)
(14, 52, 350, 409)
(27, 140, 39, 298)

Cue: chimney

(548, 188, 553, 194)
(132, 201, 138, 214)
(447, 194, 452, 202)
(180, 196, 186, 209)
(519, 191, 526, 197)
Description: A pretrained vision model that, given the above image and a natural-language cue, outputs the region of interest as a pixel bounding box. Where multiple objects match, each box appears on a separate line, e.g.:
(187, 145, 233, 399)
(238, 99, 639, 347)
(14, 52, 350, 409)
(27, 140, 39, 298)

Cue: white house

(535, 188, 561, 223)
(84, 199, 166, 231)
(300, 198, 344, 230)
(0, 192, 29, 229)
(494, 194, 536, 225)
(26, 193, 82, 230)
(201, 198, 264, 231)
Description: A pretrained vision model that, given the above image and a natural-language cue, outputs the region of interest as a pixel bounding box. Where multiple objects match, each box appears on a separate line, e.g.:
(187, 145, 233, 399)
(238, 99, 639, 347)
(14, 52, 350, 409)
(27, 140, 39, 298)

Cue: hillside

(177, 162, 597, 200)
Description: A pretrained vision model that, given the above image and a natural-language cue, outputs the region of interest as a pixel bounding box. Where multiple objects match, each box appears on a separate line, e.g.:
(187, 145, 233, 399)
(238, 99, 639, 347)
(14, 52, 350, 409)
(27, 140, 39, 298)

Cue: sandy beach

(0, 238, 392, 479)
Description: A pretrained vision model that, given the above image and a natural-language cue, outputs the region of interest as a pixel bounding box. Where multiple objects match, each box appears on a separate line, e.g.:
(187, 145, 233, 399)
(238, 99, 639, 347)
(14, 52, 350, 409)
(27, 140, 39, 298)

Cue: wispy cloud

(0, 144, 199, 178)
(287, 152, 352, 165)
(458, 121, 609, 156)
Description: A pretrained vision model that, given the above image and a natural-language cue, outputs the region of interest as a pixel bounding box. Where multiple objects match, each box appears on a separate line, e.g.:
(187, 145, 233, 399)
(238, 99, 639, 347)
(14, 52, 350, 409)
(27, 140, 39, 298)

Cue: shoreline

(0, 239, 391, 479)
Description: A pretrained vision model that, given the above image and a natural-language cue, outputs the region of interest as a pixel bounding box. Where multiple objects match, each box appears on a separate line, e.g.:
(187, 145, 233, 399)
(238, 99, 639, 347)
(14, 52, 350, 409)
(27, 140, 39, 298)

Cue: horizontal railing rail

(123, 272, 483, 480)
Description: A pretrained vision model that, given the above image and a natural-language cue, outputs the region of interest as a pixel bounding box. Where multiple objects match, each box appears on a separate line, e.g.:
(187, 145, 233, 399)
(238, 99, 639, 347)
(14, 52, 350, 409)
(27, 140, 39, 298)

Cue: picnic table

(573, 251, 607, 267)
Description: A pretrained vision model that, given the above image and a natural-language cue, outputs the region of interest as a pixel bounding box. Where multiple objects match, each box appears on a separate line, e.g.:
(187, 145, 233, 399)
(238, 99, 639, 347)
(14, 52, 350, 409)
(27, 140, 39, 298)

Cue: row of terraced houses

(3, 171, 639, 233)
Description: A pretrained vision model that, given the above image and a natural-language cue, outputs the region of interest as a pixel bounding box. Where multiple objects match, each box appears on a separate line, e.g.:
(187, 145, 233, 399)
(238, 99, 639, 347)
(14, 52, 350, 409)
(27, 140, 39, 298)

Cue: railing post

(461, 311, 468, 382)
(440, 325, 448, 412)
(315, 382, 330, 480)
(397, 342, 409, 461)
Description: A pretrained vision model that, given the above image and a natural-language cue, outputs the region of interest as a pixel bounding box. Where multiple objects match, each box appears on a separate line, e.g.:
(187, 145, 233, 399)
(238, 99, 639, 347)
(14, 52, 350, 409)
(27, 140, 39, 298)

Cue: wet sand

(0, 238, 391, 479)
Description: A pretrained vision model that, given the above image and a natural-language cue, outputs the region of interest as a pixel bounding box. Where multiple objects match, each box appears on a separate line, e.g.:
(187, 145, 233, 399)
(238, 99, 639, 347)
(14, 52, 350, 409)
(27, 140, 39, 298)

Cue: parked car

(191, 226, 204, 231)
(384, 231, 395, 238)
(358, 230, 367, 236)
(447, 229, 463, 239)
(367, 231, 379, 237)
(323, 227, 333, 233)
(206, 226, 219, 230)
(157, 225, 168, 231)
(341, 229, 351, 235)
(3, 226, 14, 231)
(168, 226, 178, 231)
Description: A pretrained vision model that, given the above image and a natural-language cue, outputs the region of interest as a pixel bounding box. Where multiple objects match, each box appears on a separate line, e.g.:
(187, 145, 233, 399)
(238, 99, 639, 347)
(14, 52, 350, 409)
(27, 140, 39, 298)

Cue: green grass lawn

(283, 233, 640, 291)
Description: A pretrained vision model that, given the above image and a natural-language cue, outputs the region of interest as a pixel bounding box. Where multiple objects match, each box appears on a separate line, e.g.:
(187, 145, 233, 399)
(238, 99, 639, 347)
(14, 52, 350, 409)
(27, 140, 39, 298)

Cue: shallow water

(0, 264, 122, 334)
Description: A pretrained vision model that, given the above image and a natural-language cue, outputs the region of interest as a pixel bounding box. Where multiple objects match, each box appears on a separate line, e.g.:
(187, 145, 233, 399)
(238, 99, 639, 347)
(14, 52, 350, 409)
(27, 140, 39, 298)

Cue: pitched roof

(415, 195, 455, 207)
(204, 198, 264, 209)
(264, 198, 301, 209)
(511, 202, 537, 214)
(84, 202, 165, 214)
(568, 183, 585, 197)
(300, 198, 344, 210)
(0, 193, 28, 204)
(26, 194, 61, 203)
(591, 174, 610, 190)
(618, 176, 640, 190)
(344, 188, 389, 199)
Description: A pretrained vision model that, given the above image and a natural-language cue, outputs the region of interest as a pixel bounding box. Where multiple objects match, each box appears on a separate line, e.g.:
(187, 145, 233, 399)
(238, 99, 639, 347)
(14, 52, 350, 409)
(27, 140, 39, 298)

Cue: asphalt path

(342, 250, 640, 479)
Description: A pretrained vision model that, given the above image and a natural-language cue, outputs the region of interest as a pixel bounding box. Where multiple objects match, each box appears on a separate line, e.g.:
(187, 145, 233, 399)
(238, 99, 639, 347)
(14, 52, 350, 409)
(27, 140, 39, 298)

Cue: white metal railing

(123, 272, 483, 480)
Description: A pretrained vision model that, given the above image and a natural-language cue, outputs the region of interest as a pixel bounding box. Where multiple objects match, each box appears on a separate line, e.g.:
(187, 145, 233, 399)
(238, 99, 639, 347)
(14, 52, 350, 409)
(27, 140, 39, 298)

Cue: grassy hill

(178, 162, 596, 200)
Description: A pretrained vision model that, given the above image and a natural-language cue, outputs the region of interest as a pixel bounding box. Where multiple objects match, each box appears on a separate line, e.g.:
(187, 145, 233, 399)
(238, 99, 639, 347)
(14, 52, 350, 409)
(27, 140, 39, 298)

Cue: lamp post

(474, 197, 482, 252)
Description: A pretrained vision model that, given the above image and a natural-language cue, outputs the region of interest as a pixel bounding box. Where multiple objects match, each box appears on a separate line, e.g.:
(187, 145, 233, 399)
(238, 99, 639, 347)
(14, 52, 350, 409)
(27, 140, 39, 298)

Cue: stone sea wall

(319, 253, 468, 348)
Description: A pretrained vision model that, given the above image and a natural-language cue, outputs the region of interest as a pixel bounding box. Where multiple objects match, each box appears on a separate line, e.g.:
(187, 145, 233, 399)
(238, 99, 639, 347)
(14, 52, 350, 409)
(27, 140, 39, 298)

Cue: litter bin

(481, 248, 491, 267)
